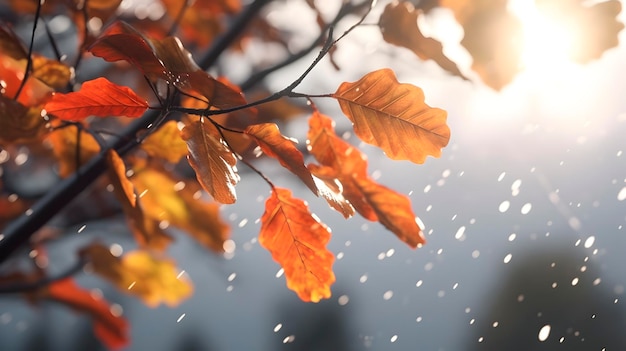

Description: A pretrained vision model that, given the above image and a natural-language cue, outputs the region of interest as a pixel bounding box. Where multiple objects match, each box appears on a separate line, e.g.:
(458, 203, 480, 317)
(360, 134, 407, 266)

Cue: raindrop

(424, 184, 431, 193)
(499, 201, 510, 213)
(442, 169, 451, 178)
(508, 233, 517, 241)
(497, 172, 506, 181)
(416, 280, 423, 287)
(492, 321, 499, 328)
(617, 187, 626, 201)
(538, 324, 551, 341)
(109, 244, 123, 257)
(471, 250, 480, 258)
(416, 316, 423, 322)
(390, 335, 398, 343)
(503, 253, 512, 264)
(593, 278, 601, 286)
(274, 323, 282, 332)
(338, 295, 349, 306)
(337, 252, 344, 260)
(275, 268, 284, 278)
(282, 335, 295, 344)
(521, 203, 532, 214)
(455, 226, 466, 240)
(478, 336, 484, 342)
(360, 275, 368, 283)
(571, 277, 579, 286)
(383, 290, 394, 300)
(227, 273, 236, 282)
(424, 262, 434, 271)
(583, 236, 595, 248)
(386, 249, 395, 257)
(176, 313, 185, 323)
(223, 240, 236, 253)
(470, 318, 475, 325)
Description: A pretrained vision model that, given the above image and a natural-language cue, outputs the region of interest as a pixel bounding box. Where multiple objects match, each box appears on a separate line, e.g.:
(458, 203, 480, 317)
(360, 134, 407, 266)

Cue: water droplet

(521, 203, 532, 214)
(583, 236, 595, 248)
(497, 172, 506, 181)
(416, 280, 423, 287)
(283, 335, 295, 344)
(390, 335, 398, 343)
(471, 250, 480, 258)
(273, 323, 282, 332)
(383, 290, 394, 300)
(571, 277, 579, 286)
(109, 243, 123, 257)
(503, 253, 512, 264)
(416, 316, 423, 322)
(275, 268, 284, 278)
(227, 273, 236, 282)
(455, 226, 466, 240)
(492, 321, 499, 327)
(423, 184, 431, 193)
(338, 295, 349, 305)
(499, 201, 510, 213)
(360, 274, 368, 283)
(538, 324, 551, 341)
(386, 249, 395, 257)
(176, 313, 185, 323)
(617, 187, 626, 201)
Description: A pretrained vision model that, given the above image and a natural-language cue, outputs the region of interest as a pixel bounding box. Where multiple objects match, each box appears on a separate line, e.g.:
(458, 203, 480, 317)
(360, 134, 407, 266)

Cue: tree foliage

(0, 0, 622, 349)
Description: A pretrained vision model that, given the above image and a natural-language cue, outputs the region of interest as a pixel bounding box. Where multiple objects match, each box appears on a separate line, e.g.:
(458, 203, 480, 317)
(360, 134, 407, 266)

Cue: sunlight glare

(510, 1, 575, 73)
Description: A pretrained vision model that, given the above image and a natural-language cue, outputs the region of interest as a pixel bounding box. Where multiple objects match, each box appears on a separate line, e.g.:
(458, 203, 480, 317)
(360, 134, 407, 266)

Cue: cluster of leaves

(0, 0, 622, 349)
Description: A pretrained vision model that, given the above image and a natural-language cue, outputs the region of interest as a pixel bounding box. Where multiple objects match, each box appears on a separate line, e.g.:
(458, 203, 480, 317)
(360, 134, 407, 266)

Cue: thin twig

(0, 259, 86, 294)
(14, 0, 42, 100)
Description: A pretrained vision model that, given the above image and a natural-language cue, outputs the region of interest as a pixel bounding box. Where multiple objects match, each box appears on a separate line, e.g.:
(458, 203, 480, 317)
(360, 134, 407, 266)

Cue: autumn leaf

(0, 96, 46, 145)
(131, 166, 229, 252)
(140, 120, 188, 163)
(536, 0, 624, 63)
(47, 278, 129, 350)
(437, 0, 523, 90)
(44, 77, 148, 121)
(334, 68, 450, 164)
(259, 187, 335, 302)
(81, 244, 193, 307)
(244, 123, 318, 195)
(106, 150, 136, 207)
(181, 117, 239, 204)
(46, 121, 101, 178)
(307, 111, 425, 248)
(379, 1, 468, 80)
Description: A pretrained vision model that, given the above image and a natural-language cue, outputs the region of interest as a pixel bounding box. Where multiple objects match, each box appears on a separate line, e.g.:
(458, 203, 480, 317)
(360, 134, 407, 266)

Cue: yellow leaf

(140, 120, 188, 163)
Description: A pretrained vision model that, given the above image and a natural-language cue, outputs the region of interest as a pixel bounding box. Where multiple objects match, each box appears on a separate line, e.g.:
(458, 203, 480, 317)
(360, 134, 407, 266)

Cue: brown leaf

(0, 96, 46, 145)
(259, 187, 335, 302)
(131, 166, 229, 252)
(245, 123, 318, 195)
(44, 77, 148, 121)
(80, 244, 193, 307)
(105, 150, 136, 208)
(47, 277, 129, 350)
(307, 112, 425, 248)
(31, 56, 73, 90)
(140, 120, 188, 163)
(379, 1, 468, 80)
(334, 68, 450, 164)
(180, 118, 239, 204)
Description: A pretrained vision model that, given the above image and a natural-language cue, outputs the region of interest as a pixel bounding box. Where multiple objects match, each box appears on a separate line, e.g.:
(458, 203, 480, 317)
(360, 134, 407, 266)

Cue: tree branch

(0, 0, 272, 264)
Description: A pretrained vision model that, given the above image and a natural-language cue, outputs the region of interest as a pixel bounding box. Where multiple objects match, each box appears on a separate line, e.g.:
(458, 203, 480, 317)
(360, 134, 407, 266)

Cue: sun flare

(510, 1, 576, 73)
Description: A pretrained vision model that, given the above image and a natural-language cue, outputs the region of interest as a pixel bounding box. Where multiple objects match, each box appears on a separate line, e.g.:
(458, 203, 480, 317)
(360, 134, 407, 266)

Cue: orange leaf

(81, 245, 193, 307)
(44, 77, 148, 121)
(46, 121, 101, 178)
(334, 68, 449, 164)
(307, 111, 425, 248)
(131, 166, 229, 252)
(140, 120, 188, 163)
(379, 1, 468, 80)
(259, 187, 335, 302)
(105, 149, 136, 207)
(47, 278, 129, 350)
(181, 118, 239, 204)
(244, 123, 318, 195)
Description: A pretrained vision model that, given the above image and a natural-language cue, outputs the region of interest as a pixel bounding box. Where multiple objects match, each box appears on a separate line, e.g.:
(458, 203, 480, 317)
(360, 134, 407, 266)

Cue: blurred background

(1, 0, 626, 350)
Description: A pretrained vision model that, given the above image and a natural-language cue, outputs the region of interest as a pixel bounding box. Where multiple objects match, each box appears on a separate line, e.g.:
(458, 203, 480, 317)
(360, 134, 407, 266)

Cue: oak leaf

(131, 166, 229, 252)
(47, 277, 129, 350)
(259, 187, 335, 302)
(307, 111, 425, 248)
(181, 117, 239, 204)
(379, 1, 468, 80)
(44, 77, 148, 121)
(244, 123, 318, 195)
(334, 68, 450, 164)
(81, 244, 193, 307)
(140, 120, 188, 163)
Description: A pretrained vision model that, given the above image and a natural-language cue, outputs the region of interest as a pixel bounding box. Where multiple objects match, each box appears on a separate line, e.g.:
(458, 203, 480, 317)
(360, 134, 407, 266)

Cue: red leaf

(44, 77, 148, 121)
(47, 278, 129, 350)
(244, 123, 318, 195)
(259, 187, 335, 302)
